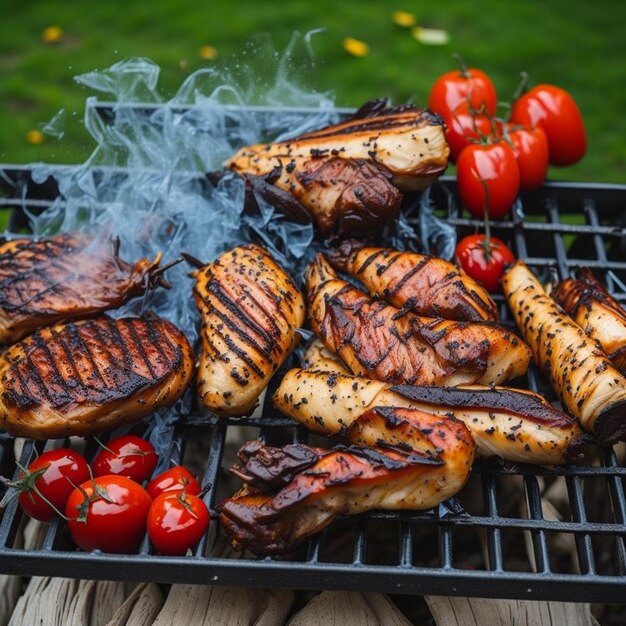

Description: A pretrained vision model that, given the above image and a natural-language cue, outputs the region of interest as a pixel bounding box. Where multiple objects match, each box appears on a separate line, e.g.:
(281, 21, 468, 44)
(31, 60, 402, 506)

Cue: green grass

(1, 1, 625, 183)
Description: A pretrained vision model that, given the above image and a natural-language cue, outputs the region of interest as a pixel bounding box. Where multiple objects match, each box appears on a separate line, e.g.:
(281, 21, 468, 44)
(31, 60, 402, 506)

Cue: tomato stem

(452, 53, 470, 78)
(512, 71, 530, 103)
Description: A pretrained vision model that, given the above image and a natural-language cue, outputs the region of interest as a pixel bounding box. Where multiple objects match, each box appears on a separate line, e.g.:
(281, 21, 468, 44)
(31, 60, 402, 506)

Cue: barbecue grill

(0, 103, 625, 607)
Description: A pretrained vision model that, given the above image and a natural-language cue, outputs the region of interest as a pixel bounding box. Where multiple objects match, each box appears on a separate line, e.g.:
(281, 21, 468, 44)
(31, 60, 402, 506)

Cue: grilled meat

(227, 100, 449, 237)
(220, 407, 473, 555)
(0, 315, 194, 439)
(329, 242, 498, 322)
(190, 244, 305, 417)
(302, 337, 350, 375)
(306, 254, 530, 386)
(552, 268, 626, 372)
(0, 233, 170, 346)
(273, 368, 585, 464)
(503, 260, 626, 444)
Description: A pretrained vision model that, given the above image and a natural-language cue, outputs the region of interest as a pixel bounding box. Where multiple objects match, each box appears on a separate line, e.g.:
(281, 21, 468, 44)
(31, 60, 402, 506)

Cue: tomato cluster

(2, 435, 209, 556)
(428, 57, 586, 292)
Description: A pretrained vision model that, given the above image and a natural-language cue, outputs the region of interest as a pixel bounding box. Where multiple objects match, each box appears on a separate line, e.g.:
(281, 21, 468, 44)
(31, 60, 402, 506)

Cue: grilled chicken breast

(0, 316, 194, 439)
(306, 254, 530, 386)
(330, 242, 498, 322)
(220, 407, 473, 555)
(273, 368, 585, 465)
(227, 100, 449, 237)
(301, 337, 350, 375)
(0, 233, 169, 346)
(503, 260, 626, 444)
(191, 244, 305, 417)
(552, 268, 626, 372)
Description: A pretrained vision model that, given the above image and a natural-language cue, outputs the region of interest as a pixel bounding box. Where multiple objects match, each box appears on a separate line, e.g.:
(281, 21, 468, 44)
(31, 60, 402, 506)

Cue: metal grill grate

(0, 165, 625, 603)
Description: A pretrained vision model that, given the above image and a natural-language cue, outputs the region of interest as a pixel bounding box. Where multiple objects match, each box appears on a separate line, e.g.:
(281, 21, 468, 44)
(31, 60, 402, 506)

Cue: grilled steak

(503, 260, 626, 444)
(329, 242, 498, 322)
(306, 253, 530, 387)
(0, 233, 169, 345)
(0, 315, 194, 439)
(191, 244, 305, 417)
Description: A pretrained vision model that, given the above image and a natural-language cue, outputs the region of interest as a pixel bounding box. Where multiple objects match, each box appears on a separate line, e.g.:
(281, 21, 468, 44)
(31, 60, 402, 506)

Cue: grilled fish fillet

(191, 244, 305, 417)
(220, 407, 473, 555)
(503, 260, 626, 444)
(306, 254, 530, 386)
(552, 268, 626, 372)
(273, 368, 585, 464)
(0, 233, 168, 346)
(329, 242, 498, 322)
(227, 100, 449, 237)
(0, 316, 194, 439)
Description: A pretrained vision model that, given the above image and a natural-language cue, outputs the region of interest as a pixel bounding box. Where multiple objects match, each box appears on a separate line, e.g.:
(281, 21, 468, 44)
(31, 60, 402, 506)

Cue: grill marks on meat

(503, 260, 626, 444)
(0, 233, 166, 345)
(552, 268, 626, 372)
(0, 316, 194, 439)
(220, 406, 474, 555)
(329, 243, 498, 322)
(191, 244, 305, 417)
(306, 254, 530, 387)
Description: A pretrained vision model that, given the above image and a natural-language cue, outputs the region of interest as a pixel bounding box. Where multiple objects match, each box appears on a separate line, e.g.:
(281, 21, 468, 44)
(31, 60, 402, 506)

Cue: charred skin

(306, 254, 530, 387)
(330, 243, 498, 322)
(0, 316, 195, 439)
(220, 430, 466, 556)
(552, 268, 626, 373)
(0, 233, 167, 345)
(227, 102, 449, 237)
(503, 260, 626, 444)
(273, 368, 585, 465)
(191, 244, 305, 417)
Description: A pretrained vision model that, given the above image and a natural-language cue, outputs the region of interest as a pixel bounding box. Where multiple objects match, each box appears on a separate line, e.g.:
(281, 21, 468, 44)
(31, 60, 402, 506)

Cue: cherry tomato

(92, 435, 158, 484)
(147, 491, 210, 556)
(428, 55, 497, 118)
(65, 475, 152, 553)
(456, 142, 520, 219)
(510, 83, 586, 166)
(13, 448, 90, 522)
(503, 124, 549, 191)
(456, 234, 516, 293)
(444, 100, 497, 162)
(146, 466, 202, 500)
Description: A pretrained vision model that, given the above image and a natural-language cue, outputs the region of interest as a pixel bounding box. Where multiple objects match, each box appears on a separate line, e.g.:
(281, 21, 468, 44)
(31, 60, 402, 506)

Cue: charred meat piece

(273, 368, 585, 465)
(0, 233, 169, 345)
(306, 254, 530, 387)
(0, 316, 194, 440)
(227, 100, 449, 237)
(190, 244, 305, 417)
(330, 242, 498, 322)
(552, 268, 626, 372)
(220, 407, 473, 555)
(301, 337, 350, 375)
(503, 260, 626, 444)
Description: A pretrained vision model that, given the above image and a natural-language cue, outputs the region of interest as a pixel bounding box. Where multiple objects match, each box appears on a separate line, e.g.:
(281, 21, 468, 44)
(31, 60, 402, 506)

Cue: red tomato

(92, 435, 158, 484)
(428, 55, 497, 118)
(510, 84, 586, 166)
(456, 234, 516, 293)
(146, 466, 201, 500)
(147, 491, 210, 556)
(456, 142, 520, 219)
(65, 475, 152, 553)
(504, 124, 549, 191)
(14, 448, 90, 522)
(444, 100, 497, 162)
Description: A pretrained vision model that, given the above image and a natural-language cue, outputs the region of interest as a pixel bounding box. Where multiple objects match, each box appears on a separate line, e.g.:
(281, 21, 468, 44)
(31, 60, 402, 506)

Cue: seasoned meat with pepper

(503, 260, 626, 444)
(330, 242, 498, 322)
(306, 254, 530, 387)
(0, 233, 169, 345)
(273, 368, 585, 465)
(552, 268, 626, 372)
(190, 244, 305, 417)
(0, 316, 194, 439)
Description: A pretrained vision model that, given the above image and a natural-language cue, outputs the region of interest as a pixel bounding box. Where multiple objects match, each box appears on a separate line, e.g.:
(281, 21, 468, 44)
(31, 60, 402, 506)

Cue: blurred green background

(1, 0, 625, 183)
